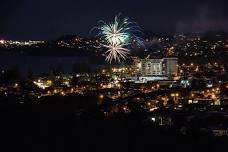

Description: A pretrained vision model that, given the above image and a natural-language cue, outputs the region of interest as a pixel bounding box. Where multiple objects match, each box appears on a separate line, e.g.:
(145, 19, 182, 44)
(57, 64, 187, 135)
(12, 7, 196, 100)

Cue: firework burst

(91, 14, 142, 63)
(103, 43, 130, 63)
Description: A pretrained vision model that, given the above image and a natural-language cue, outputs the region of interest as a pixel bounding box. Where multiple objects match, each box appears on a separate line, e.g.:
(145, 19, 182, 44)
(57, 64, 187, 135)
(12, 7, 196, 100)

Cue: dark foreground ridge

(0, 94, 227, 152)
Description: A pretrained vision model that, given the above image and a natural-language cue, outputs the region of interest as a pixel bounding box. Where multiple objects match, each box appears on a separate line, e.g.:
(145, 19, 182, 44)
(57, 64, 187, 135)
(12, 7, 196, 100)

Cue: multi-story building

(141, 59, 163, 76)
(163, 58, 178, 77)
(133, 57, 178, 77)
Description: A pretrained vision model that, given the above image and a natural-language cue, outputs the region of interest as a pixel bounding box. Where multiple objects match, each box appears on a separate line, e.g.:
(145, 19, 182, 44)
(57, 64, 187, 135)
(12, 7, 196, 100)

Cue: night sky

(0, 0, 228, 40)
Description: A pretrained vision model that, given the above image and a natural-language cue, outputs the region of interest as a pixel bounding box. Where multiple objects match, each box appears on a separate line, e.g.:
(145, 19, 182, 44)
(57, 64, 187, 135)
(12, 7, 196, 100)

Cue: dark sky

(0, 0, 228, 40)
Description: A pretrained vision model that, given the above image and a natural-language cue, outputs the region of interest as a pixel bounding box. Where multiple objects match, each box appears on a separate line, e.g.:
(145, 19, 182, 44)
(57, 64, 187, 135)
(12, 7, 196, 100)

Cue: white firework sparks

(99, 16, 131, 46)
(103, 44, 130, 63)
(91, 14, 142, 63)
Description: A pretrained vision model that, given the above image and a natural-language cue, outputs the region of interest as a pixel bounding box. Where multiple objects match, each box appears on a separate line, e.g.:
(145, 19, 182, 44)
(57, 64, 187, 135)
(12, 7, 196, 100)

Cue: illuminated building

(141, 59, 163, 76)
(133, 57, 178, 78)
(134, 58, 163, 76)
(163, 58, 178, 77)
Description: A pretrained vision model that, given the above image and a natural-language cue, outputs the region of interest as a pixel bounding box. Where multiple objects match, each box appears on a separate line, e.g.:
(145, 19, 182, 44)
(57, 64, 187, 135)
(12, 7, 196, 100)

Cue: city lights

(99, 94, 104, 99)
(0, 40, 5, 44)
(0, 1, 228, 150)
